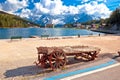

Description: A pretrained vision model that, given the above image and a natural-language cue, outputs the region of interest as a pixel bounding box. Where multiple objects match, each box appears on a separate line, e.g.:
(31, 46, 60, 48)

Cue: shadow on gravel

(4, 57, 89, 78)
(112, 55, 120, 59)
(99, 53, 115, 58)
(66, 56, 89, 65)
(4, 54, 119, 78)
(99, 53, 120, 61)
(4, 65, 52, 78)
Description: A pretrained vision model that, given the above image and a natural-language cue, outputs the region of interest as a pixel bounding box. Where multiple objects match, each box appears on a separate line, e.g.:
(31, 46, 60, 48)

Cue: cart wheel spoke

(49, 49, 66, 70)
(51, 58, 56, 61)
(58, 52, 62, 56)
(56, 63, 59, 68)
(53, 63, 56, 68)
(59, 61, 64, 66)
(54, 53, 58, 58)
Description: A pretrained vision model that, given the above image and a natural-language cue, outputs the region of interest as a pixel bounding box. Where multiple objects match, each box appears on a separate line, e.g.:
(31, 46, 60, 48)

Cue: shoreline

(91, 29, 120, 34)
(0, 33, 105, 41)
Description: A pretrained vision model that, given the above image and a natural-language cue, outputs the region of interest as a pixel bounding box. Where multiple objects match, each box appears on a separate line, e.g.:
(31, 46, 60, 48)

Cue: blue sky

(0, 0, 119, 11)
(0, 0, 120, 13)
(0, 0, 120, 24)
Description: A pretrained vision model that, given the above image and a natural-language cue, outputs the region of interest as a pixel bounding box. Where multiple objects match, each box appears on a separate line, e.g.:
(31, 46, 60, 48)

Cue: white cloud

(96, 0, 107, 2)
(34, 0, 68, 15)
(19, 0, 111, 24)
(82, 0, 89, 3)
(35, 2, 49, 14)
(78, 1, 111, 18)
(0, 0, 28, 13)
(0, 0, 111, 23)
(82, 0, 107, 3)
(19, 8, 32, 18)
(68, 6, 79, 14)
(33, 0, 111, 17)
(52, 19, 65, 24)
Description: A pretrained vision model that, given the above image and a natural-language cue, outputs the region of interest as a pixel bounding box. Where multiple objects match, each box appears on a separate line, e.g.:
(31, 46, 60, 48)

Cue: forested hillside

(107, 8, 120, 25)
(0, 11, 40, 28)
(82, 7, 120, 30)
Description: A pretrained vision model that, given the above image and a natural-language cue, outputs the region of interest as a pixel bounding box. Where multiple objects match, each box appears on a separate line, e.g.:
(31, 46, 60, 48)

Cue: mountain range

(1, 0, 119, 26)
(25, 12, 99, 26)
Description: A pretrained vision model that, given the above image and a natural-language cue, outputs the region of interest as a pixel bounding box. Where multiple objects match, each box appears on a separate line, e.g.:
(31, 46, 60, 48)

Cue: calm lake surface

(0, 28, 102, 39)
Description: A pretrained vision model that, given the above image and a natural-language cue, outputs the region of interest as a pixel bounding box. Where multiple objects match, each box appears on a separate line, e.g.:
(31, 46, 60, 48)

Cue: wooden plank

(37, 46, 100, 55)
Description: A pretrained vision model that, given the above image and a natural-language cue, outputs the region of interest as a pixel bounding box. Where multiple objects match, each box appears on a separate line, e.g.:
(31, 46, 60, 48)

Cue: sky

(0, 0, 120, 24)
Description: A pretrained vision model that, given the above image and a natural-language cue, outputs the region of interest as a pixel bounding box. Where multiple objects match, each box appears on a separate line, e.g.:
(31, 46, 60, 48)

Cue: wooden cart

(35, 46, 100, 70)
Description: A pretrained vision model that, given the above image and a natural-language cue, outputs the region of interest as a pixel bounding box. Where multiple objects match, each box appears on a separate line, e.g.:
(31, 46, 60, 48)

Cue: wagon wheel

(49, 49, 67, 70)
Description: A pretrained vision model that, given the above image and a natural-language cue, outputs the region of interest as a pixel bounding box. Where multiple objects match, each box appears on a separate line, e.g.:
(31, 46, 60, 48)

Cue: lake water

(0, 28, 102, 39)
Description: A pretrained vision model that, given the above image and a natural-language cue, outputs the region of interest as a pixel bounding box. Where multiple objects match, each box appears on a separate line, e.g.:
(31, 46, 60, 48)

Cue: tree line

(0, 11, 40, 28)
(82, 7, 120, 30)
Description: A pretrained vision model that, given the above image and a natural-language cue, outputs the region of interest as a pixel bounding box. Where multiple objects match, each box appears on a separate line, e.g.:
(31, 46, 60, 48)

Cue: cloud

(0, 0, 111, 23)
(19, 0, 111, 24)
(81, 0, 107, 3)
(33, 0, 110, 17)
(34, 0, 69, 15)
(19, 8, 32, 18)
(81, 0, 89, 3)
(52, 19, 65, 24)
(97, 0, 107, 2)
(34, 2, 49, 14)
(81, 1, 111, 18)
(0, 0, 28, 13)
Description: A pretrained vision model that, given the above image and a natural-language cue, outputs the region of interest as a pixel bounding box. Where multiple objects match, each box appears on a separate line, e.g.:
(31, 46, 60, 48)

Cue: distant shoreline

(91, 29, 120, 34)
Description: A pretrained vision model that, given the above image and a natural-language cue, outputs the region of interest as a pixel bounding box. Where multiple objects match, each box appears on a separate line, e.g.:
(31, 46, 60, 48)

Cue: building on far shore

(45, 24, 54, 28)
(73, 23, 81, 28)
(85, 25, 91, 29)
